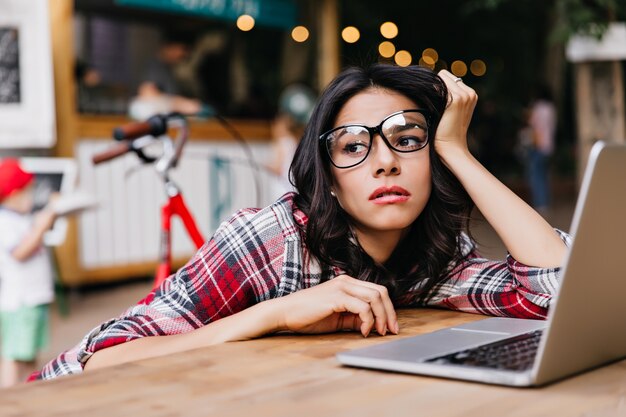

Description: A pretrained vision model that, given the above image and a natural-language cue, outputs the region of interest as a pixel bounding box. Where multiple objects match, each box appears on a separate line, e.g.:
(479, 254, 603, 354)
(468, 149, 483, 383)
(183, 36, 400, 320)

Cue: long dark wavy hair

(291, 64, 474, 305)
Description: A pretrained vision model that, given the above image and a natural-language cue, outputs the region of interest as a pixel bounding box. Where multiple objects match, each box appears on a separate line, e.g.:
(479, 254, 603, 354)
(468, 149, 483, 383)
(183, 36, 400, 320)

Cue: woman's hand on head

(434, 70, 478, 158)
(275, 275, 399, 337)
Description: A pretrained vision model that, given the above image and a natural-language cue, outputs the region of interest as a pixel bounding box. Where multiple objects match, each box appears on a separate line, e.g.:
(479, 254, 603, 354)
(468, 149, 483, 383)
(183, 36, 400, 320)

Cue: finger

(452, 79, 477, 99)
(342, 284, 389, 335)
(438, 69, 461, 87)
(358, 282, 398, 333)
(338, 312, 362, 331)
(357, 284, 397, 334)
(338, 296, 375, 337)
(437, 71, 467, 108)
(438, 69, 456, 83)
(337, 276, 398, 334)
(439, 69, 477, 99)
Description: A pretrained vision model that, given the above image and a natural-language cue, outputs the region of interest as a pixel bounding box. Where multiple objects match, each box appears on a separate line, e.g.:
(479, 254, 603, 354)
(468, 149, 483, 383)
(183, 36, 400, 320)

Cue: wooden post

(49, 0, 78, 158)
(574, 61, 626, 183)
(49, 0, 82, 283)
(317, 0, 340, 91)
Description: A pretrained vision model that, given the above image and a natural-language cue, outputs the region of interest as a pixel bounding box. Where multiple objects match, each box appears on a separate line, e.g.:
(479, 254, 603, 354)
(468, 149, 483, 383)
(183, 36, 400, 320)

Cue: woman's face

(329, 88, 432, 237)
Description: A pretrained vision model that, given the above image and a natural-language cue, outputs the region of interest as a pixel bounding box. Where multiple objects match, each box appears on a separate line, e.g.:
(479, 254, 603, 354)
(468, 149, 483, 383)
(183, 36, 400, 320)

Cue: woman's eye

(343, 142, 368, 154)
(395, 136, 422, 149)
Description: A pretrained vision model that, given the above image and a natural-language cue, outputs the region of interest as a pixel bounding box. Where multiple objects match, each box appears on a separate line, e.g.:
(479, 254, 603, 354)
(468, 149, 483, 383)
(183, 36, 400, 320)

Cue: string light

(451, 60, 468, 77)
(236, 15, 255, 31)
(422, 48, 439, 65)
(291, 26, 309, 42)
(470, 59, 487, 76)
(394, 50, 412, 67)
(378, 41, 396, 58)
(342, 26, 360, 43)
(380, 22, 398, 39)
(418, 57, 435, 70)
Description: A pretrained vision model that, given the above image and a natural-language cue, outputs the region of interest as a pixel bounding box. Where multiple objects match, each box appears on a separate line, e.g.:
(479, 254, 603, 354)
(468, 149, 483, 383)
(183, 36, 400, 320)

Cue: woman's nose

(370, 135, 400, 176)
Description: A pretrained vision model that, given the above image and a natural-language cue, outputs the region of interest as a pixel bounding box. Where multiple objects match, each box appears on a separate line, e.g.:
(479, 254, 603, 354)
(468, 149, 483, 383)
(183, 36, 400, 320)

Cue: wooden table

(1, 309, 625, 416)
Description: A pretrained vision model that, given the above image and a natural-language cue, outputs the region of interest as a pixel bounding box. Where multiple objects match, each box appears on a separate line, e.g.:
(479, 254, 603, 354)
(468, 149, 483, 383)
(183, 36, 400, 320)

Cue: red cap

(0, 159, 35, 202)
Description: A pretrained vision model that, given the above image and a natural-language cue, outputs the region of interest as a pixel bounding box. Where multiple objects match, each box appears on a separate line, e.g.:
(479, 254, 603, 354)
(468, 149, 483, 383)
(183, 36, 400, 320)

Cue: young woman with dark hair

(33, 65, 568, 380)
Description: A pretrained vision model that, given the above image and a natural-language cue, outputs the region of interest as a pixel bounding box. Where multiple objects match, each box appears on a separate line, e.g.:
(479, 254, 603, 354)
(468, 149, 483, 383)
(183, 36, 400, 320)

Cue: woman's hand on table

(272, 275, 399, 337)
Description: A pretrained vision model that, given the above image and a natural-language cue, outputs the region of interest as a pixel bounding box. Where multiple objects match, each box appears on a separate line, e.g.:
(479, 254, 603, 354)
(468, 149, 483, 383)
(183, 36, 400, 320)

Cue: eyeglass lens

(326, 111, 428, 168)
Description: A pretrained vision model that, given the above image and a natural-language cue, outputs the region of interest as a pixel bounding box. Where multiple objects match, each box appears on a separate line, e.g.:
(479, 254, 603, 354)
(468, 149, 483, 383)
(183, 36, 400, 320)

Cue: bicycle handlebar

(92, 111, 261, 206)
(92, 113, 188, 179)
(92, 141, 132, 165)
(112, 114, 168, 141)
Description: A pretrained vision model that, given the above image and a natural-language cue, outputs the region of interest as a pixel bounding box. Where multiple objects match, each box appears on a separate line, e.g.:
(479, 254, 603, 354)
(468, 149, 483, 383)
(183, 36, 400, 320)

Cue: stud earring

(330, 190, 336, 197)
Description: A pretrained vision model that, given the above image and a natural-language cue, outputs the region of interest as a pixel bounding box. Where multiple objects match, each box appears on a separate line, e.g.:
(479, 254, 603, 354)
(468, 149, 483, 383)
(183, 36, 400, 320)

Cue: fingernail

(394, 321, 400, 334)
(382, 325, 387, 336)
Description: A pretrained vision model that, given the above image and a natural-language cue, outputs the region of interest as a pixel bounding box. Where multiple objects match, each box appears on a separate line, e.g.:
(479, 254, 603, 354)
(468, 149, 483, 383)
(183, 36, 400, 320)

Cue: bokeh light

(291, 26, 309, 42)
(418, 57, 435, 70)
(395, 50, 412, 67)
(378, 41, 396, 58)
(380, 22, 398, 39)
(236, 15, 255, 31)
(470, 59, 487, 76)
(422, 55, 436, 65)
(342, 26, 360, 43)
(422, 48, 439, 65)
(451, 60, 468, 77)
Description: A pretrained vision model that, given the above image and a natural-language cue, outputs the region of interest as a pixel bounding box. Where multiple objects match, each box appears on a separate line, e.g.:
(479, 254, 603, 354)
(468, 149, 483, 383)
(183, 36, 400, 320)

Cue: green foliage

(466, 0, 625, 41)
(555, 0, 620, 40)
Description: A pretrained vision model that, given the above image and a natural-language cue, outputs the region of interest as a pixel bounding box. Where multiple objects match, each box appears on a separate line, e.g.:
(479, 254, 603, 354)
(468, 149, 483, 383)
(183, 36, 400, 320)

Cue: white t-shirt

(0, 209, 54, 311)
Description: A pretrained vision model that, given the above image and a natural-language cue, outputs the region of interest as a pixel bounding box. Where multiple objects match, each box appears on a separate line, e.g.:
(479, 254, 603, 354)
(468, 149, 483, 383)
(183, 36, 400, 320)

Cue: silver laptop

(337, 141, 626, 387)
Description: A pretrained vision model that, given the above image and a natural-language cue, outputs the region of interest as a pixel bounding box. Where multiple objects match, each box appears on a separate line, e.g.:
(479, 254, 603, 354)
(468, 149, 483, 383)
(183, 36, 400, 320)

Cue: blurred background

(0, 0, 625, 375)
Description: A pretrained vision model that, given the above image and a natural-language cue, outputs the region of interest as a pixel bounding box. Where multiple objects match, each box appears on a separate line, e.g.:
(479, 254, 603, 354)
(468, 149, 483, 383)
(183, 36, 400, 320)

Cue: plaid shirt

(33, 192, 571, 380)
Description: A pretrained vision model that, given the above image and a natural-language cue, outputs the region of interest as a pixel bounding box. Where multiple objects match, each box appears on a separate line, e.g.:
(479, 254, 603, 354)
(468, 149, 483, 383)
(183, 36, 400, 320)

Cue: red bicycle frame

(93, 113, 206, 290)
(154, 185, 205, 288)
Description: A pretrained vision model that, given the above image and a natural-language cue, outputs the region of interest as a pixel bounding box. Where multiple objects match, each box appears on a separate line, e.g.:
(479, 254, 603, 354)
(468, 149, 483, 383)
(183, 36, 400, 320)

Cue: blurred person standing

(75, 60, 103, 113)
(267, 84, 316, 197)
(129, 33, 204, 120)
(0, 159, 57, 387)
(525, 85, 556, 214)
(143, 36, 189, 96)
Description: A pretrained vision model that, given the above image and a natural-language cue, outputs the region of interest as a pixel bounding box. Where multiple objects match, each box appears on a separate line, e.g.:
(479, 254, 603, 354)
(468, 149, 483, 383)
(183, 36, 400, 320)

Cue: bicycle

(92, 113, 205, 289)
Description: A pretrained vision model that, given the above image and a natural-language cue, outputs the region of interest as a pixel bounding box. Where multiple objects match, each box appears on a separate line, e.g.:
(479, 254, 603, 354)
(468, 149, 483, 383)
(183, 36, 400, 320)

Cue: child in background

(0, 159, 57, 387)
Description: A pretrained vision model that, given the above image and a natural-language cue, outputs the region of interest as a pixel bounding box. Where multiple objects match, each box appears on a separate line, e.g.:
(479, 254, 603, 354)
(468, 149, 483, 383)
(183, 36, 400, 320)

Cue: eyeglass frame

(318, 109, 432, 169)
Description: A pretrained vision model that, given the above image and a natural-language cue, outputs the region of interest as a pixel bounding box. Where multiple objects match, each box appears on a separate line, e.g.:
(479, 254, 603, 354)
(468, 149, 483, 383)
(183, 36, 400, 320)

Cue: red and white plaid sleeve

(425, 230, 572, 319)
(32, 197, 295, 380)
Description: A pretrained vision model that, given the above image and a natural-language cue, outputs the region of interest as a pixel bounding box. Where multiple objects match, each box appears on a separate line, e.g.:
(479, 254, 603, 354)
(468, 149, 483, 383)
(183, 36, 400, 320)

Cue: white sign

(0, 0, 56, 148)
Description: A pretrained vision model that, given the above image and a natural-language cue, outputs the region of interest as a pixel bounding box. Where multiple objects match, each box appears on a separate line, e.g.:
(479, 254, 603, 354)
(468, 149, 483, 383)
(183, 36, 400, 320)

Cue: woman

(34, 65, 568, 380)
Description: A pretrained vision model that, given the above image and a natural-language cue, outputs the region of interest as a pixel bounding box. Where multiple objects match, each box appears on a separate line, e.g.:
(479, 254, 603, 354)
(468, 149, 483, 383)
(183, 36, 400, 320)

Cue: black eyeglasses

(319, 109, 431, 169)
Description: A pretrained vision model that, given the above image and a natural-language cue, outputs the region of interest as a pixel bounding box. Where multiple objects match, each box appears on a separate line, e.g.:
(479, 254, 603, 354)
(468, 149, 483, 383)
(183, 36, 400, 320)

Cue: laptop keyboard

(424, 329, 544, 371)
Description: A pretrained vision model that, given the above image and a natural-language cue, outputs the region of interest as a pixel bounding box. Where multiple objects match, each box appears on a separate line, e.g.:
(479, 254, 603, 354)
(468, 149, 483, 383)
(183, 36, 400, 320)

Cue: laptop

(336, 141, 626, 387)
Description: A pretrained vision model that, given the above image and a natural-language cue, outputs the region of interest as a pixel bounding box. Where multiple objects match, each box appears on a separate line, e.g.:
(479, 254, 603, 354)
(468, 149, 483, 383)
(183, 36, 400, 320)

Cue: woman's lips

(369, 186, 411, 204)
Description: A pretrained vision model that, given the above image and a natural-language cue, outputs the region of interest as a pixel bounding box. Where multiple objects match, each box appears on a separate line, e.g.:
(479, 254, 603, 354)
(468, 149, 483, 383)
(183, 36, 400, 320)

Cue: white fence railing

(75, 139, 281, 269)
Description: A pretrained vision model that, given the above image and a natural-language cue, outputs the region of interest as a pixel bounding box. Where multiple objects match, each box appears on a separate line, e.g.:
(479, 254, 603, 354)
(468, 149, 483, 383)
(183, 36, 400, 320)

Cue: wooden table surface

(1, 309, 624, 417)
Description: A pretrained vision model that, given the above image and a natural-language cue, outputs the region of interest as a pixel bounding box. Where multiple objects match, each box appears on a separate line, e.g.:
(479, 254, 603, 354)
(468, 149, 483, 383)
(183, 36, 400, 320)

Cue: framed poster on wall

(0, 0, 55, 148)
